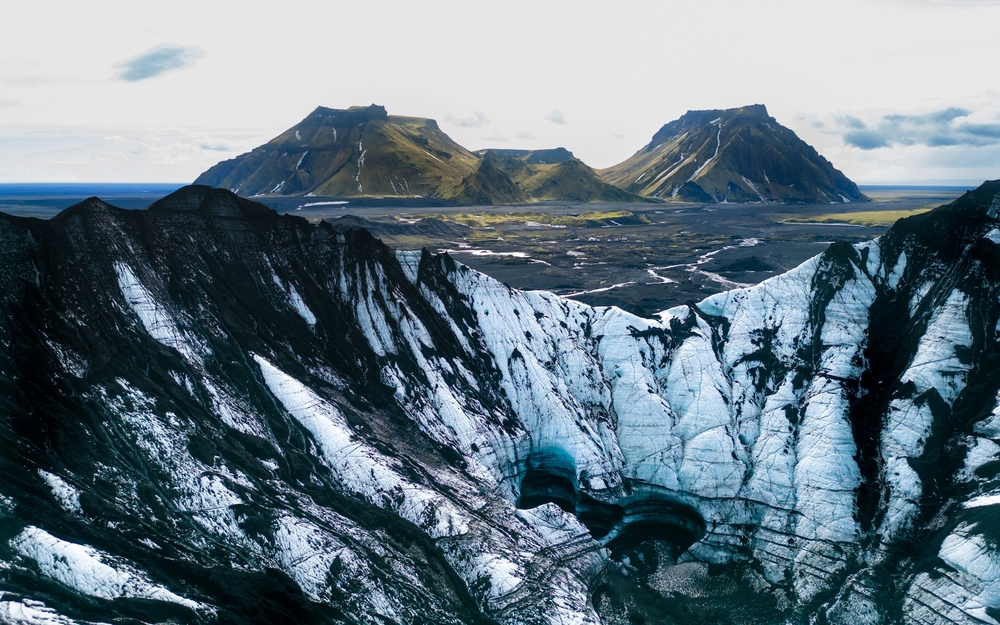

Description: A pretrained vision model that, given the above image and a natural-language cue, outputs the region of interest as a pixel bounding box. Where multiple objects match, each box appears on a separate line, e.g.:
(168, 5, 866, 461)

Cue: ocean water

(0, 183, 185, 218)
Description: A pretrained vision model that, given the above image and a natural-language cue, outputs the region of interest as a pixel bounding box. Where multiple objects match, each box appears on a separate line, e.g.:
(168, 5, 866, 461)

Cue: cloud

(482, 131, 509, 143)
(445, 111, 490, 128)
(114, 44, 204, 82)
(199, 143, 231, 151)
(832, 106, 1000, 150)
(612, 133, 626, 139)
(881, 0, 1000, 4)
(514, 131, 535, 140)
(545, 109, 567, 125)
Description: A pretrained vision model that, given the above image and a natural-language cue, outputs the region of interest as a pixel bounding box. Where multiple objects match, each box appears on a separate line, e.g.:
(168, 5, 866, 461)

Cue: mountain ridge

(3, 182, 998, 623)
(476, 149, 649, 203)
(195, 104, 865, 205)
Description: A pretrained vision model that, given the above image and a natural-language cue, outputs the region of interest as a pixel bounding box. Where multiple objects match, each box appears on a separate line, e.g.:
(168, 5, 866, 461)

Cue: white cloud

(445, 111, 491, 128)
(545, 109, 567, 125)
(825, 107, 1000, 149)
(4, 0, 1000, 181)
(792, 100, 1000, 184)
(514, 131, 535, 140)
(114, 44, 203, 82)
(0, 127, 260, 183)
(482, 130, 509, 143)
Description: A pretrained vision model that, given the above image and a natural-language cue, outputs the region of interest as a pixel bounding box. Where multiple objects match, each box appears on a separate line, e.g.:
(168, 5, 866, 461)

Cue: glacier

(0, 183, 999, 623)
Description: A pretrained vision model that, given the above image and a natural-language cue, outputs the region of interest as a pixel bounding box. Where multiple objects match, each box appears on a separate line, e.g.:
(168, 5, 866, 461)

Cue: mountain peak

(306, 104, 389, 124)
(50, 196, 121, 222)
(194, 105, 478, 198)
(601, 104, 867, 204)
(477, 148, 576, 165)
(479, 148, 648, 203)
(148, 185, 278, 221)
(680, 103, 768, 119)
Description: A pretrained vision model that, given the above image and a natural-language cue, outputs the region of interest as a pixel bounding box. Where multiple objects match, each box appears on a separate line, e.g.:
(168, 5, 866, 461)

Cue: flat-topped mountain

(194, 104, 480, 198)
(195, 107, 644, 205)
(600, 104, 868, 204)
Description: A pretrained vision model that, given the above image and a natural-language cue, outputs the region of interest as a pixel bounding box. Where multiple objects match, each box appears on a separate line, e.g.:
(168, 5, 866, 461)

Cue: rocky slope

(1, 182, 1000, 624)
(600, 104, 869, 204)
(440, 153, 529, 205)
(475, 149, 647, 203)
(194, 105, 480, 199)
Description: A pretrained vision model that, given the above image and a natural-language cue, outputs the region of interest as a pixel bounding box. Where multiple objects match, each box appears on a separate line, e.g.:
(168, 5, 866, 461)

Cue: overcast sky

(2, 0, 999, 184)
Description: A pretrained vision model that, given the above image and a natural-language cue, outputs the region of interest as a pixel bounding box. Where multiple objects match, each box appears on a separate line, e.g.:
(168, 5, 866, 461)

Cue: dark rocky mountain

(475, 148, 647, 203)
(194, 105, 480, 199)
(600, 104, 869, 203)
(2, 182, 1000, 624)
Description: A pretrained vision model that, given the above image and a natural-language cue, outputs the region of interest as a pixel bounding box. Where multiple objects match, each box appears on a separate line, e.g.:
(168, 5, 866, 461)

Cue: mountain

(194, 107, 647, 205)
(2, 182, 1000, 624)
(194, 104, 480, 198)
(600, 104, 869, 203)
(476, 148, 648, 203)
(440, 153, 529, 205)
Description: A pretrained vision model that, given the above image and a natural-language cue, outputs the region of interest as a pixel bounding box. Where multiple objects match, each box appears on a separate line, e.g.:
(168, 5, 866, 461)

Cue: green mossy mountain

(441, 153, 530, 205)
(194, 105, 480, 199)
(196, 104, 864, 205)
(195, 107, 650, 205)
(475, 148, 649, 203)
(599, 104, 868, 204)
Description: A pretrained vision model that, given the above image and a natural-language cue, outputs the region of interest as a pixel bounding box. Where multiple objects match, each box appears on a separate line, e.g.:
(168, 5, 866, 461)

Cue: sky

(1, 0, 999, 185)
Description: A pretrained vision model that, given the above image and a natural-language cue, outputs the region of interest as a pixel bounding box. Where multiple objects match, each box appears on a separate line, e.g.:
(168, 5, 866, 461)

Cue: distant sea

(0, 183, 185, 218)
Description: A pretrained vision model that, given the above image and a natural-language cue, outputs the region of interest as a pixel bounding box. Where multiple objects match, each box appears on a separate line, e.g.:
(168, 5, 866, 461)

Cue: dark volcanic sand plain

(0, 185, 970, 316)
(263, 186, 970, 315)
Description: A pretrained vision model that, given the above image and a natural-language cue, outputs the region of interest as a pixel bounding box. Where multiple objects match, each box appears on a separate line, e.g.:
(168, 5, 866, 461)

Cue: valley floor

(0, 185, 969, 315)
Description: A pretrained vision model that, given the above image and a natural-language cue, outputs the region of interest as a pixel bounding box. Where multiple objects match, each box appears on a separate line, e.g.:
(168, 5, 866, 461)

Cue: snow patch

(253, 355, 469, 538)
(114, 263, 201, 365)
(287, 284, 317, 326)
(11, 526, 202, 611)
(37, 471, 81, 515)
(687, 126, 722, 182)
(0, 595, 79, 625)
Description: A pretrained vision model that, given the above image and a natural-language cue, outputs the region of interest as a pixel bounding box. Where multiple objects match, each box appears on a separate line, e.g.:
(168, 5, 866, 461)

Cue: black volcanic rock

(600, 104, 868, 204)
(3, 183, 1000, 624)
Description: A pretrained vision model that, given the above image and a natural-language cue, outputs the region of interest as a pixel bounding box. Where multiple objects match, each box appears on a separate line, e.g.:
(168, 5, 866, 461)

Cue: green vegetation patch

(782, 208, 932, 227)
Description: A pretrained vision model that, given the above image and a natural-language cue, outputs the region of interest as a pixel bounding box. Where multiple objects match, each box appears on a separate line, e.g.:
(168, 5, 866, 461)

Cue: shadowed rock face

(601, 487, 706, 561)
(517, 448, 579, 512)
(1, 183, 1000, 624)
(517, 449, 706, 561)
